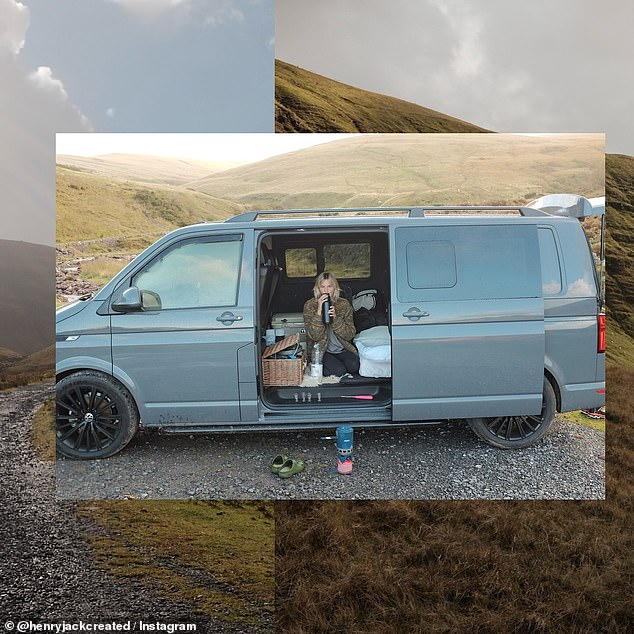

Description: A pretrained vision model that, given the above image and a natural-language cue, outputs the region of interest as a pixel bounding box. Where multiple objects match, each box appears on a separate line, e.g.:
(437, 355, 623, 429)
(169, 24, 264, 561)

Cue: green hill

(605, 153, 634, 366)
(275, 59, 490, 133)
(189, 133, 604, 210)
(57, 166, 244, 244)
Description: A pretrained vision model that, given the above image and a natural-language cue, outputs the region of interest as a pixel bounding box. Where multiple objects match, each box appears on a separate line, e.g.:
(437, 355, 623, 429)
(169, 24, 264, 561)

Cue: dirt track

(0, 382, 271, 631)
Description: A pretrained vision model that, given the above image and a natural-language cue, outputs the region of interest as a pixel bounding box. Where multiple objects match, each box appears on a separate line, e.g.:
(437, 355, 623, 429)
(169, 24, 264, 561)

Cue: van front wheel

(56, 371, 139, 459)
(468, 380, 556, 449)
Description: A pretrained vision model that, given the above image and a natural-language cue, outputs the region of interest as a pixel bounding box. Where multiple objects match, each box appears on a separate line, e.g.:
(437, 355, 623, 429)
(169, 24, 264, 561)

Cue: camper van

(56, 195, 606, 459)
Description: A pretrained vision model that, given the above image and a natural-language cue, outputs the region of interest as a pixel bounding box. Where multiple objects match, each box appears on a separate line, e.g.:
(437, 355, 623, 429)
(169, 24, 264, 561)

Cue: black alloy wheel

(468, 379, 556, 449)
(56, 371, 138, 459)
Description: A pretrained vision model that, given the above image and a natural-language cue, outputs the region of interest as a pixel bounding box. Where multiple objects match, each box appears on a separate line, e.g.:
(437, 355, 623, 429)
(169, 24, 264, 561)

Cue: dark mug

(322, 296, 331, 324)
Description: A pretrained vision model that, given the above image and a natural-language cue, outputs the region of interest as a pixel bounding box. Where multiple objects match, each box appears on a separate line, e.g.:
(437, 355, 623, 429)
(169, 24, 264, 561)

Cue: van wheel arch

(543, 368, 561, 412)
(56, 370, 139, 459)
(467, 378, 557, 449)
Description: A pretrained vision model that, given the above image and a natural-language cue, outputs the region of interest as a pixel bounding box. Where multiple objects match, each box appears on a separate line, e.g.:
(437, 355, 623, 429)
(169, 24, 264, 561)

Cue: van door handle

(402, 307, 429, 320)
(217, 311, 243, 325)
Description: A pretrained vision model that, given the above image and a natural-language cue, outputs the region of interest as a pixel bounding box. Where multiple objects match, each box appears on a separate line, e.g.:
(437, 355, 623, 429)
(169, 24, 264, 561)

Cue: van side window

(133, 237, 242, 310)
(285, 248, 317, 278)
(538, 228, 562, 295)
(324, 243, 371, 278)
(396, 225, 541, 301)
(406, 241, 457, 288)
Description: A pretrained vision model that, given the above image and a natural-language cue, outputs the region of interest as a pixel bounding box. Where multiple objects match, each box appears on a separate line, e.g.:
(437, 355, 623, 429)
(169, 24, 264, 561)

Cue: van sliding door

(390, 223, 545, 421)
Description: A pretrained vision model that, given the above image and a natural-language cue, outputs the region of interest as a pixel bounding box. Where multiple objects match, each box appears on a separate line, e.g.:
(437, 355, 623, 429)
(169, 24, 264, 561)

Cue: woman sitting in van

(303, 271, 360, 377)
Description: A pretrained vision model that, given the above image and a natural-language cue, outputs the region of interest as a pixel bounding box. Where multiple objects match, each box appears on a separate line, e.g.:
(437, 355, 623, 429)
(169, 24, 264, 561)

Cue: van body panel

(390, 222, 545, 420)
(56, 351, 112, 378)
(595, 349, 605, 383)
(560, 382, 605, 411)
(544, 316, 599, 385)
(237, 342, 259, 421)
(56, 301, 112, 376)
(111, 323, 251, 425)
(391, 319, 544, 419)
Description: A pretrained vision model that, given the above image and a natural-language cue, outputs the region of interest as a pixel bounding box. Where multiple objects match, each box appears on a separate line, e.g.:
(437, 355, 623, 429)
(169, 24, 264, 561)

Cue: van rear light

(598, 314, 606, 353)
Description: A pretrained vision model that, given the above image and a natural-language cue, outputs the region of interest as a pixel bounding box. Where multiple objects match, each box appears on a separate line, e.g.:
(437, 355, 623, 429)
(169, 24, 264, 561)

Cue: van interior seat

(259, 245, 280, 328)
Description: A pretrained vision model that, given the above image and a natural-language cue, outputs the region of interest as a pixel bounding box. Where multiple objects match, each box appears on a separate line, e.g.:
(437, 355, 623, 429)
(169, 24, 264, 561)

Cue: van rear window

(285, 243, 371, 278)
(285, 248, 317, 277)
(324, 243, 371, 278)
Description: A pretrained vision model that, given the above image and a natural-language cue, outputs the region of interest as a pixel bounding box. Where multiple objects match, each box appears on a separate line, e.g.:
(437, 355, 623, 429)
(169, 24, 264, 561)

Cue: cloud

(0, 0, 29, 54)
(276, 0, 634, 153)
(109, 0, 192, 22)
(109, 0, 245, 27)
(106, 107, 116, 118)
(0, 0, 91, 245)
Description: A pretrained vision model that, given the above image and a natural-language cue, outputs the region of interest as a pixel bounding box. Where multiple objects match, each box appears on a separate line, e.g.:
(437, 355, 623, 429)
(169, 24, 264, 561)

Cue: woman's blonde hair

(313, 271, 341, 302)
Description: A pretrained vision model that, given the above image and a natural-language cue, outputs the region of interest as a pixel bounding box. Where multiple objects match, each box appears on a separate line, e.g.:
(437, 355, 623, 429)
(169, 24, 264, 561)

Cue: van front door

(110, 231, 256, 427)
(390, 222, 545, 421)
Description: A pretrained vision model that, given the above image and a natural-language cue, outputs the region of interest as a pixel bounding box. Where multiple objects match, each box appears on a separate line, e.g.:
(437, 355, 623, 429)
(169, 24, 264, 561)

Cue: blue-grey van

(56, 194, 606, 458)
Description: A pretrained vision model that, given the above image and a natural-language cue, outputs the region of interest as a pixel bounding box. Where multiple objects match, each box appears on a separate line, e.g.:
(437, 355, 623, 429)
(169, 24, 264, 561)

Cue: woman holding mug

(303, 271, 359, 377)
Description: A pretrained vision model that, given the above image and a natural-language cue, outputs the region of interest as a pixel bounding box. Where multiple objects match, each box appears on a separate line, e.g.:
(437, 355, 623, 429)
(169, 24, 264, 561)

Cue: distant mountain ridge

(189, 133, 604, 210)
(57, 153, 240, 186)
(275, 59, 490, 133)
(0, 240, 54, 356)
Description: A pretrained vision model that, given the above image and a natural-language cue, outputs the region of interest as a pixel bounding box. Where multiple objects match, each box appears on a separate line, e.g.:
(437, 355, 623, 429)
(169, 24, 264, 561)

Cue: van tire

(56, 371, 139, 459)
(468, 379, 556, 449)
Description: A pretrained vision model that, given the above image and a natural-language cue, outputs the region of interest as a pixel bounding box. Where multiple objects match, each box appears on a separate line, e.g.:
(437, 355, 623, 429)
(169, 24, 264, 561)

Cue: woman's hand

(317, 293, 329, 316)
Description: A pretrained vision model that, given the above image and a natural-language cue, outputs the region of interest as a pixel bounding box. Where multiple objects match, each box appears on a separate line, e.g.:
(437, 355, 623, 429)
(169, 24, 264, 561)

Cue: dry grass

(77, 500, 275, 629)
(190, 133, 604, 211)
(275, 60, 490, 134)
(0, 346, 55, 390)
(275, 367, 631, 633)
(79, 257, 129, 286)
(31, 397, 55, 462)
(56, 166, 242, 243)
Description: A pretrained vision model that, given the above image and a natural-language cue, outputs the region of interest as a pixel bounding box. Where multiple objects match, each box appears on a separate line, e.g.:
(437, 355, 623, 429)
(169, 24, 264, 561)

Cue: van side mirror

(112, 286, 143, 312)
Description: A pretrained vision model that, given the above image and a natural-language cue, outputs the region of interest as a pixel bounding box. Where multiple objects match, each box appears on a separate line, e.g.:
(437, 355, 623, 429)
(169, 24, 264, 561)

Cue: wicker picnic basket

(262, 333, 305, 386)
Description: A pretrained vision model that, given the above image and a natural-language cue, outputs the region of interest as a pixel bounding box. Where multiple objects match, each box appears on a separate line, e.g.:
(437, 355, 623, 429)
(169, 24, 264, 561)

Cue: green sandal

(271, 454, 289, 474)
(278, 458, 305, 479)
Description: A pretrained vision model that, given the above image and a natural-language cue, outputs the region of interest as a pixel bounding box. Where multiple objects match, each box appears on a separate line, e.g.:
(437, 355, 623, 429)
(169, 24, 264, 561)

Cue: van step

(263, 384, 391, 407)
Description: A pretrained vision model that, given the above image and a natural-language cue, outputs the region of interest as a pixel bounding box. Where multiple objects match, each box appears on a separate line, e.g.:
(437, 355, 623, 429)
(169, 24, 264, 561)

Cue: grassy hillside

(189, 133, 604, 210)
(57, 166, 243, 244)
(605, 154, 634, 366)
(0, 347, 22, 370)
(0, 345, 55, 390)
(275, 60, 490, 133)
(77, 501, 274, 630)
(57, 153, 241, 186)
(276, 387, 632, 633)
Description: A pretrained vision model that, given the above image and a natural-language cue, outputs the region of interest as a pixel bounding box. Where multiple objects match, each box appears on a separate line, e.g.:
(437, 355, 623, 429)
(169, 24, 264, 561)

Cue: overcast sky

(56, 132, 357, 163)
(1, 0, 273, 246)
(276, 0, 633, 155)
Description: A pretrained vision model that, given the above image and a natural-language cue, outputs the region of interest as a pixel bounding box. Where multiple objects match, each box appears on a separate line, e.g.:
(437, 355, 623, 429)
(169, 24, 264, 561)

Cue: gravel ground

(0, 381, 272, 632)
(57, 405, 605, 501)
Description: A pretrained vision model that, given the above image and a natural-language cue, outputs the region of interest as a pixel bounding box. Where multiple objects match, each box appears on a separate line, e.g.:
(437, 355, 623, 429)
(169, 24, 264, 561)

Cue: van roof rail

(225, 205, 549, 222)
